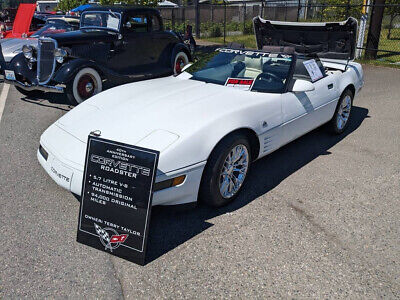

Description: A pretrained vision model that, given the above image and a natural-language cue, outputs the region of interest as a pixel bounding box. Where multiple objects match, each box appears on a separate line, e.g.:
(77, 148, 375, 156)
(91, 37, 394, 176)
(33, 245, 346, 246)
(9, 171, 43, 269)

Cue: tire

(199, 133, 252, 207)
(329, 89, 354, 134)
(15, 86, 42, 97)
(66, 67, 102, 106)
(173, 51, 189, 75)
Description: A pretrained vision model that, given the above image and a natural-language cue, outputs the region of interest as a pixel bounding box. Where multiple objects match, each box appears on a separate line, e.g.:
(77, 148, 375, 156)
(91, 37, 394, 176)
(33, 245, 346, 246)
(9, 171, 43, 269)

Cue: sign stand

(77, 135, 159, 265)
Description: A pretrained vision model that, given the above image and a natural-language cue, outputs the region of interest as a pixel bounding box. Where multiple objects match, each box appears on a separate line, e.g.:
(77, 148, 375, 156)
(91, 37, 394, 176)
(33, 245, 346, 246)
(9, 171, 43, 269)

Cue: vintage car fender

(8, 52, 37, 82)
(52, 58, 109, 84)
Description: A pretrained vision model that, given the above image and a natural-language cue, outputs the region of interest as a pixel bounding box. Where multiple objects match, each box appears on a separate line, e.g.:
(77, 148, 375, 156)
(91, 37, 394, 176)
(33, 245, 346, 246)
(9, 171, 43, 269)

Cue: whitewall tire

(173, 51, 189, 75)
(66, 67, 102, 105)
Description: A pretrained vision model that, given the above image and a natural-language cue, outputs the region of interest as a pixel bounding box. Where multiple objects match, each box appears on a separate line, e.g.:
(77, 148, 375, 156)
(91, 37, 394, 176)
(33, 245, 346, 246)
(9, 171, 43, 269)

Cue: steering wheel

(255, 72, 282, 83)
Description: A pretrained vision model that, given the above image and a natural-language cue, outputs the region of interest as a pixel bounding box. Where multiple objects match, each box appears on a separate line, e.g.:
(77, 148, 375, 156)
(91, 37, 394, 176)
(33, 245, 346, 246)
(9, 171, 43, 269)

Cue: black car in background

(5, 6, 191, 105)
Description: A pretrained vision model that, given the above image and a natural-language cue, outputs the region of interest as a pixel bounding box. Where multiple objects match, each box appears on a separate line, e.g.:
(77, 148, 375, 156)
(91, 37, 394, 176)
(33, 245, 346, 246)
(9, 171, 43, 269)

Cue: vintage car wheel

(66, 68, 102, 105)
(329, 89, 353, 134)
(173, 52, 189, 75)
(199, 133, 251, 207)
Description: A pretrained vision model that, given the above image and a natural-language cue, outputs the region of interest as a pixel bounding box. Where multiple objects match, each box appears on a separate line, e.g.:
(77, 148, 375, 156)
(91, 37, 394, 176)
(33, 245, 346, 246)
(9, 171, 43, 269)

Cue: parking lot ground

(0, 65, 399, 298)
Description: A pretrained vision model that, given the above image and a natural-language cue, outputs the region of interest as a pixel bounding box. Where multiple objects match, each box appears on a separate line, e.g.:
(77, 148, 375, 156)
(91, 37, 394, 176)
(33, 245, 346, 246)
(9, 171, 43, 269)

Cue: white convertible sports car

(38, 18, 364, 207)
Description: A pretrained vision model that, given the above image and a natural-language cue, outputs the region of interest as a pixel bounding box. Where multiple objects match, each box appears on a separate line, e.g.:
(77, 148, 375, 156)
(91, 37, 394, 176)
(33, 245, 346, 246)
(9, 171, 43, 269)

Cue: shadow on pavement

(146, 106, 369, 264)
(18, 91, 72, 112)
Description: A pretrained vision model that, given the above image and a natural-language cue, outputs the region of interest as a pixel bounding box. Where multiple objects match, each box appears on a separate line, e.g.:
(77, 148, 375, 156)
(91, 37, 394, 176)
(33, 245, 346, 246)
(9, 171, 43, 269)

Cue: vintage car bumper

(4, 79, 64, 93)
(37, 126, 205, 206)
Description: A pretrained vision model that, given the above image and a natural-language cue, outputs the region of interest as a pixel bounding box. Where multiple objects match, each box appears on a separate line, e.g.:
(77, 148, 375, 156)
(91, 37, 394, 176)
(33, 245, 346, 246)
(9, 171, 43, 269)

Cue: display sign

(303, 59, 324, 82)
(77, 135, 159, 265)
(225, 78, 254, 91)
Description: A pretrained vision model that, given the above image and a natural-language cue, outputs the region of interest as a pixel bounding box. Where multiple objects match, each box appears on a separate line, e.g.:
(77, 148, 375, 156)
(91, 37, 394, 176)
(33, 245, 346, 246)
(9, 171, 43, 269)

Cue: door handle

(328, 83, 334, 89)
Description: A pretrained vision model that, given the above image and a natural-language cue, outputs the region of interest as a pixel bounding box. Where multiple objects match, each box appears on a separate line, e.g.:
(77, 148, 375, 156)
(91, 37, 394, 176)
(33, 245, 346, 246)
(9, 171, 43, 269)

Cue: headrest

(244, 56, 262, 69)
(262, 46, 295, 54)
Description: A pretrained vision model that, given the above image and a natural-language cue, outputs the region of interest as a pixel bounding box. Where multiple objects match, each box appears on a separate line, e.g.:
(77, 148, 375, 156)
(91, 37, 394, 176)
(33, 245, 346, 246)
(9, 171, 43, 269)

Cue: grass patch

(200, 34, 257, 49)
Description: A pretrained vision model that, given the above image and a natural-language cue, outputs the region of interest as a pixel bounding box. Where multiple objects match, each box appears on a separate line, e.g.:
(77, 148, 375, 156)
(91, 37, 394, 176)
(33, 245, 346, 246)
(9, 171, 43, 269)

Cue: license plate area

(5, 70, 16, 81)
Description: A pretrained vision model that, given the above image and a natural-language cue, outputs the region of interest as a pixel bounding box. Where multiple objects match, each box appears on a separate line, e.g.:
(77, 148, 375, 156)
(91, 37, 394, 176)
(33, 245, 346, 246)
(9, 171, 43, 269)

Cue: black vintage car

(5, 6, 191, 105)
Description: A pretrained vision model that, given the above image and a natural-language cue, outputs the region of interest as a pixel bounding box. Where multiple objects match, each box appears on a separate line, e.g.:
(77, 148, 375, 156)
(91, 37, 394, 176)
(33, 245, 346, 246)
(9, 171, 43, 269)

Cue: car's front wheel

(199, 133, 251, 207)
(173, 51, 189, 75)
(66, 67, 102, 106)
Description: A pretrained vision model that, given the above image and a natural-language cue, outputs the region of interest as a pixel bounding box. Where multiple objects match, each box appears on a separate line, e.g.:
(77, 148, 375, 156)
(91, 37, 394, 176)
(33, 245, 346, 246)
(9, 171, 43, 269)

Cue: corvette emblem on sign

(94, 223, 128, 252)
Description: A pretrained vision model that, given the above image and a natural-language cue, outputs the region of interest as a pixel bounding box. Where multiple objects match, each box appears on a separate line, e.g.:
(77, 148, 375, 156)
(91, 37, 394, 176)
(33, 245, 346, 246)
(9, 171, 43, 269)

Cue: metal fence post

(243, 1, 246, 34)
(224, 1, 227, 45)
(297, 0, 301, 21)
(261, 0, 264, 18)
(195, 0, 200, 38)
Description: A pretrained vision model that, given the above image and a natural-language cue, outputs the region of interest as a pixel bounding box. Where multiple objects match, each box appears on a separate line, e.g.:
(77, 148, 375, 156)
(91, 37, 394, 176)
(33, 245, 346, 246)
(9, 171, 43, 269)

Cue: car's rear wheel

(173, 51, 189, 75)
(329, 89, 353, 134)
(199, 133, 251, 207)
(66, 67, 102, 106)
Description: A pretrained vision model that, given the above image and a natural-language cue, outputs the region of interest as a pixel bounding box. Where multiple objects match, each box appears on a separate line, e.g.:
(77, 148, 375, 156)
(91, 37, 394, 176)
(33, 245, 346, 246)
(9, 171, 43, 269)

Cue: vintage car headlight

(54, 48, 67, 63)
(22, 45, 34, 59)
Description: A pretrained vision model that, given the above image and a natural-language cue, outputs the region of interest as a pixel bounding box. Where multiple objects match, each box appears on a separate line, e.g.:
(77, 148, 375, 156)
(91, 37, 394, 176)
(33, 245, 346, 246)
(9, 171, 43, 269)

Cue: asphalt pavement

(0, 65, 399, 298)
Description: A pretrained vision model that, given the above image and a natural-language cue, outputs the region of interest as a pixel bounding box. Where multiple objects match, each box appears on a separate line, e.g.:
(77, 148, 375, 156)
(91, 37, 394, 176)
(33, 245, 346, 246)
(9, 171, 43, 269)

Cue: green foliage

(316, 0, 363, 21)
(57, 0, 88, 12)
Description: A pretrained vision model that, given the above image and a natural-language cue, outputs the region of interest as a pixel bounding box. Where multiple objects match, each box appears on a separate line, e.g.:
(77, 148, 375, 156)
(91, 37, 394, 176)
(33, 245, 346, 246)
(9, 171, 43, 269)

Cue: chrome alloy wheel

(336, 95, 352, 130)
(219, 144, 249, 199)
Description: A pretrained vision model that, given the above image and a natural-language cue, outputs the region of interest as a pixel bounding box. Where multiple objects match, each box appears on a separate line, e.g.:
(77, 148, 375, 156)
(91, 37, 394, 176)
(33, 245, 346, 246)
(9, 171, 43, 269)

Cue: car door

(118, 13, 153, 76)
(148, 13, 173, 74)
(281, 57, 338, 144)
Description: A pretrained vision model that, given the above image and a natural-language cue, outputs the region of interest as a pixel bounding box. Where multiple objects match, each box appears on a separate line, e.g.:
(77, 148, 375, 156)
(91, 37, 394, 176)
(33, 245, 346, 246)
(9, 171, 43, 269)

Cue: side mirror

(124, 22, 131, 29)
(291, 79, 315, 93)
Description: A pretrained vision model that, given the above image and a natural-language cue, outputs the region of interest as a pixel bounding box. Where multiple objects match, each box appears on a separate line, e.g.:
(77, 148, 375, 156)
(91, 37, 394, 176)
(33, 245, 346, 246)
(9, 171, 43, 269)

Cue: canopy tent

(71, 4, 95, 12)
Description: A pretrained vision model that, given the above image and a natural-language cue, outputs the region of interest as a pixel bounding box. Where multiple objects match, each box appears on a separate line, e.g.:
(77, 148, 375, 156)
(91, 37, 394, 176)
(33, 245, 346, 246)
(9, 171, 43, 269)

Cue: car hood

(0, 38, 37, 62)
(48, 29, 118, 45)
(253, 17, 357, 60)
(56, 76, 264, 150)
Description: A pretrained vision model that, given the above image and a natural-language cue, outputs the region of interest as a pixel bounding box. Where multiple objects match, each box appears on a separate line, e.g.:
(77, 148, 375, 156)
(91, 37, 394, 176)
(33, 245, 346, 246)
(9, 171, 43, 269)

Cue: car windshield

(32, 21, 77, 37)
(184, 48, 294, 93)
(80, 11, 121, 31)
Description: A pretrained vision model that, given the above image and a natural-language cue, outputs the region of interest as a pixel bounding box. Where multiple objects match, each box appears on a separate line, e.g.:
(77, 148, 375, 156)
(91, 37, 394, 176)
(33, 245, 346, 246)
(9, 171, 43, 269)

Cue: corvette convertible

(38, 18, 364, 207)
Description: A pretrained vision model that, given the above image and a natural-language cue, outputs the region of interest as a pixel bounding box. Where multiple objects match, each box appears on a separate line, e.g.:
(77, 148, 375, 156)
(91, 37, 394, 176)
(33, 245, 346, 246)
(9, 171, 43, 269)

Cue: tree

(57, 0, 88, 12)
(386, 0, 400, 39)
(318, 0, 363, 21)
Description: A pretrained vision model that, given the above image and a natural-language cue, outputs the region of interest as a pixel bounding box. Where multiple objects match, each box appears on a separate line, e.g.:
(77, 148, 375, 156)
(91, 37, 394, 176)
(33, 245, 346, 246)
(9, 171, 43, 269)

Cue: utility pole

(365, 0, 386, 59)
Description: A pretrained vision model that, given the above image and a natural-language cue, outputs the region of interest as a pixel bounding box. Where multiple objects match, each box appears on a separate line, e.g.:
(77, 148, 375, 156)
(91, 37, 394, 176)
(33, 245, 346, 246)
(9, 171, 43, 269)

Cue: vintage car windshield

(32, 21, 77, 37)
(185, 49, 294, 93)
(80, 11, 121, 31)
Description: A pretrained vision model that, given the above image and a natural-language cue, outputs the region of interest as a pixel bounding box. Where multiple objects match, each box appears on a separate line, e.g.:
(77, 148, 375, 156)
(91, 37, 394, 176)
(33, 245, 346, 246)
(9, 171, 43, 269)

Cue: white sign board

(303, 59, 324, 82)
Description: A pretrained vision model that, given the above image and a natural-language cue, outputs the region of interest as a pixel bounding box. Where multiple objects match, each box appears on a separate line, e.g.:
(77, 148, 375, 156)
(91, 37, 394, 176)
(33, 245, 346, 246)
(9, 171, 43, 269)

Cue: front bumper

(38, 140, 206, 206)
(5, 79, 64, 93)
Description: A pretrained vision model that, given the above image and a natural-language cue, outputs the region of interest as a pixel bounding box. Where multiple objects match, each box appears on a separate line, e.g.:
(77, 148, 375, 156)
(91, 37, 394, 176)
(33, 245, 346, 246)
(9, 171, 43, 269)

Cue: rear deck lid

(253, 17, 357, 60)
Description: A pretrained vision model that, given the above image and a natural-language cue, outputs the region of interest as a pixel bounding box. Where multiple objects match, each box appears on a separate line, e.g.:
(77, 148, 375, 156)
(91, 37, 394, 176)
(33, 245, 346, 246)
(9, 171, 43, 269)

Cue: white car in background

(38, 17, 364, 207)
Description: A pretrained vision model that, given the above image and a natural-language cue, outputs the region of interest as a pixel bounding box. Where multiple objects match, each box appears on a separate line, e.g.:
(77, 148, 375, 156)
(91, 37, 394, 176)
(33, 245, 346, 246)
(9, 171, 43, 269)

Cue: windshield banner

(77, 135, 159, 266)
(225, 78, 255, 91)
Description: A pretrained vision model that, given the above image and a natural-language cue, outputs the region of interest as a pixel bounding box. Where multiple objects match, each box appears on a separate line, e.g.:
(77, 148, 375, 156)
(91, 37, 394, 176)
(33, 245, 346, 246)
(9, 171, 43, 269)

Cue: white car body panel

(38, 58, 364, 206)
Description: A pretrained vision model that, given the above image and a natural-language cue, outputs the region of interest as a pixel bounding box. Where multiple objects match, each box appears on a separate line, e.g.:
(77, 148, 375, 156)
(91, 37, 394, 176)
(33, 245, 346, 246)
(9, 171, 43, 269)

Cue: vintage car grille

(37, 39, 56, 84)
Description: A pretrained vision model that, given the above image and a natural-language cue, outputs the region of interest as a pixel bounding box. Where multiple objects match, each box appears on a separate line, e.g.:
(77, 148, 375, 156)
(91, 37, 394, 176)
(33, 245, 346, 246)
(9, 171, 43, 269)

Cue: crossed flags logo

(94, 223, 128, 252)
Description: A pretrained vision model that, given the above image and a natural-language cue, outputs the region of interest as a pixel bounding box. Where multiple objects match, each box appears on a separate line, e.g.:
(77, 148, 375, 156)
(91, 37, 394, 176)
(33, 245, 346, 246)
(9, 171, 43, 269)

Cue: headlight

(22, 45, 33, 59)
(54, 48, 67, 63)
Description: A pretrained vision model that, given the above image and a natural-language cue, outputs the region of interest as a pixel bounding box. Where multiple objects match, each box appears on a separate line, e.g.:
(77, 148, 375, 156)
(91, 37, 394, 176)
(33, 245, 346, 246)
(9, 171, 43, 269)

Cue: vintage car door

(117, 13, 153, 76)
(148, 14, 172, 73)
(281, 58, 339, 144)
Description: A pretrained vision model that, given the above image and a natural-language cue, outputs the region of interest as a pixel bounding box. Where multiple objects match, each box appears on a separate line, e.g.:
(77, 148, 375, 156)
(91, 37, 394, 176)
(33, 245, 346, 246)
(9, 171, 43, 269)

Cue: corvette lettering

(50, 167, 70, 182)
(90, 154, 150, 177)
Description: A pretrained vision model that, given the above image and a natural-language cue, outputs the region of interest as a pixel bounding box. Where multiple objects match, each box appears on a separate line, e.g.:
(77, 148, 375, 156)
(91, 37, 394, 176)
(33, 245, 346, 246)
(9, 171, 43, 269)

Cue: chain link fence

(160, 0, 400, 63)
